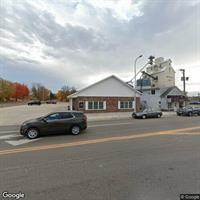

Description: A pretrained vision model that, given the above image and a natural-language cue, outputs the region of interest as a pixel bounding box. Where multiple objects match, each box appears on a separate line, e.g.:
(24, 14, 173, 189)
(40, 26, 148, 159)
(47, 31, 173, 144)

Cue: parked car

(177, 106, 200, 116)
(28, 100, 41, 105)
(132, 108, 163, 119)
(20, 111, 87, 139)
(46, 100, 57, 104)
(189, 101, 200, 105)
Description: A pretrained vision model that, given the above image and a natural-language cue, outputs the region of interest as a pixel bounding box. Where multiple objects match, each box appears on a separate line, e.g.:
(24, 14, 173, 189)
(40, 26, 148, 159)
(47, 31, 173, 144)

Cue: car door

(59, 112, 75, 132)
(43, 113, 65, 134)
(148, 108, 155, 118)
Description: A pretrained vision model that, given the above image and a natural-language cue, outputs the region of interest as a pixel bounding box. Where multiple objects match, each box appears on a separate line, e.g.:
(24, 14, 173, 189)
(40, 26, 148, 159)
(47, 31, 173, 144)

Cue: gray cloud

(0, 0, 199, 92)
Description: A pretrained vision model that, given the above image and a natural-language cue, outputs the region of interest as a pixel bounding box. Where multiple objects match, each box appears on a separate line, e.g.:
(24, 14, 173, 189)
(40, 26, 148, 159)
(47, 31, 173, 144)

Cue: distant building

(137, 57, 185, 111)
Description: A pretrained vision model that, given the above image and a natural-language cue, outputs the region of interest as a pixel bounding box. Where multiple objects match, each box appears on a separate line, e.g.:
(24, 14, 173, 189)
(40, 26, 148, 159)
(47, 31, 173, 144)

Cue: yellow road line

(0, 126, 200, 156)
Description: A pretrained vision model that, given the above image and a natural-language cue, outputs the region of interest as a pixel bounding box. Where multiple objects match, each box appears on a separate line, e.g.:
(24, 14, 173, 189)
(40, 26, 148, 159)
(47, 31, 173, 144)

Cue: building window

(88, 102, 93, 109)
(99, 102, 103, 109)
(119, 101, 134, 109)
(94, 101, 98, 109)
(120, 101, 124, 109)
(79, 101, 84, 109)
(151, 90, 155, 95)
(88, 101, 104, 110)
(129, 101, 133, 108)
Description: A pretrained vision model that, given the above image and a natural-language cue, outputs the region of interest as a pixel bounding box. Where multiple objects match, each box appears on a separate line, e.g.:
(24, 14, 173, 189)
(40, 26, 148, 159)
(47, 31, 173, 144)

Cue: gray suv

(177, 106, 200, 116)
(20, 111, 87, 139)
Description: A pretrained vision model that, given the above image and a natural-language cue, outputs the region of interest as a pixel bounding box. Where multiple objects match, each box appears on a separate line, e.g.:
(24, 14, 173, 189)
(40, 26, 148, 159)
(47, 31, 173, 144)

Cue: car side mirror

(42, 118, 47, 122)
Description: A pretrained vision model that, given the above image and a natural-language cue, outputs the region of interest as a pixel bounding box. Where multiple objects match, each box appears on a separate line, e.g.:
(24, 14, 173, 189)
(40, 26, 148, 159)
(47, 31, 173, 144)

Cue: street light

(134, 55, 143, 112)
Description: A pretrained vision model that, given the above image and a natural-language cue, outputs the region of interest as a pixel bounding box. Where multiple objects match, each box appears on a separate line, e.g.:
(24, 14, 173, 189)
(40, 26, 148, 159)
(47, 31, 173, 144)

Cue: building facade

(68, 75, 141, 113)
(137, 57, 185, 111)
(141, 86, 185, 111)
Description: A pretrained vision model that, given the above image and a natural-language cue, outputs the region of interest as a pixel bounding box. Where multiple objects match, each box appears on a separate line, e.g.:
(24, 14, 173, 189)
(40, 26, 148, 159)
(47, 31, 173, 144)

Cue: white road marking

(0, 134, 19, 140)
(88, 122, 134, 128)
(0, 122, 134, 133)
(0, 130, 19, 134)
(5, 138, 40, 146)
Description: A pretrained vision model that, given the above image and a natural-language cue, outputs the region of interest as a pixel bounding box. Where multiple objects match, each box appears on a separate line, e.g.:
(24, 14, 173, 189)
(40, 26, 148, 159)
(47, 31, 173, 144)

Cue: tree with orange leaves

(11, 82, 30, 101)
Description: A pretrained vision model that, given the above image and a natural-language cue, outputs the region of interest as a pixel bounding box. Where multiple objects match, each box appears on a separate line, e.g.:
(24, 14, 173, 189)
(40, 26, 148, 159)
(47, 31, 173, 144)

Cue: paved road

(0, 116, 200, 200)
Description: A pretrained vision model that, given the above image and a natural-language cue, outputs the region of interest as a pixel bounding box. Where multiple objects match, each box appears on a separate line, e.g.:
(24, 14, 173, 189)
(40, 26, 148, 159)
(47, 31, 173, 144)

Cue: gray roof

(160, 86, 184, 97)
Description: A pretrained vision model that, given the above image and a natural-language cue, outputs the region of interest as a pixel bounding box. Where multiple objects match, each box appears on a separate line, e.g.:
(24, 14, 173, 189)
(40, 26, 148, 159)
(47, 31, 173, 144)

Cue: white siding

(132, 101, 135, 109)
(69, 99, 73, 110)
(103, 101, 106, 110)
(141, 91, 161, 110)
(70, 76, 140, 98)
(118, 101, 121, 109)
(85, 101, 88, 110)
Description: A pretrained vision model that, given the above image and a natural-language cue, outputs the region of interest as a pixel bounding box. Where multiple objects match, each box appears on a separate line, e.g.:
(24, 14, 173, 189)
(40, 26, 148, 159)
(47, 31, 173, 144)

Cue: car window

(46, 113, 61, 120)
(73, 112, 83, 118)
(60, 112, 74, 119)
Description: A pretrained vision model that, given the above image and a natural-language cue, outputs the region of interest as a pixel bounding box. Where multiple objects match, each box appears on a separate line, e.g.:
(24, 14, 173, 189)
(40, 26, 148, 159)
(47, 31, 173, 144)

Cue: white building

(137, 57, 185, 111)
(68, 75, 141, 113)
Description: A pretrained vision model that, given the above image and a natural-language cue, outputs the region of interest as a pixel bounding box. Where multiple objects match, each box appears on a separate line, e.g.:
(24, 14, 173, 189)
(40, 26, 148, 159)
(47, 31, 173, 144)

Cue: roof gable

(161, 86, 184, 97)
(68, 75, 141, 98)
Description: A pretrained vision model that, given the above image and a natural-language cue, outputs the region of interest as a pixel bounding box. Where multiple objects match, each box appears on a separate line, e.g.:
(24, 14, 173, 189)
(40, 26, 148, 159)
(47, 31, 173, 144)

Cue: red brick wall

(72, 96, 141, 113)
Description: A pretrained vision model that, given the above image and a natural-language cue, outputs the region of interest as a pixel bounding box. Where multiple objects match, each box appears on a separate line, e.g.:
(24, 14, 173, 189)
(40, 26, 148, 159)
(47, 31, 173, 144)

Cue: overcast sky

(0, 0, 199, 95)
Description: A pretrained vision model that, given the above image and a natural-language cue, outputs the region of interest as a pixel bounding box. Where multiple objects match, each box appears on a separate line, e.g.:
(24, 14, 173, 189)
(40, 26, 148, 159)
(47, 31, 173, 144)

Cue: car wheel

(198, 112, 200, 116)
(188, 112, 192, 117)
(157, 114, 161, 118)
(142, 115, 146, 119)
(26, 128, 39, 139)
(71, 125, 81, 135)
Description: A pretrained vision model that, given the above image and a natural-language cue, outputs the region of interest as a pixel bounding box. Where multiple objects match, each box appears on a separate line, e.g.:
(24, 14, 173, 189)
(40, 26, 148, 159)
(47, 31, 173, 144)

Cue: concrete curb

(86, 111, 176, 122)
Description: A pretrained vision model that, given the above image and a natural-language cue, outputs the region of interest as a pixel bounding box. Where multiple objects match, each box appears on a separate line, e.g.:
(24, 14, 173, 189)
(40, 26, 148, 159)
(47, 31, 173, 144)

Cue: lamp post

(134, 55, 143, 112)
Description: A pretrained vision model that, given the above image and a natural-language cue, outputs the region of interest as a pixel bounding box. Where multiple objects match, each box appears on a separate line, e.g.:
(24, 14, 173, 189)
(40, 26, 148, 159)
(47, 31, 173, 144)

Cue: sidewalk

(86, 111, 176, 122)
(0, 102, 176, 126)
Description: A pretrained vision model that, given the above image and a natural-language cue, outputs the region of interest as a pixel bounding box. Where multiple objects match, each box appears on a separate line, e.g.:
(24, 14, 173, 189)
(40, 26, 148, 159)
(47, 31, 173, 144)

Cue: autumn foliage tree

(56, 86, 76, 102)
(0, 79, 14, 102)
(11, 83, 29, 101)
(0, 79, 30, 102)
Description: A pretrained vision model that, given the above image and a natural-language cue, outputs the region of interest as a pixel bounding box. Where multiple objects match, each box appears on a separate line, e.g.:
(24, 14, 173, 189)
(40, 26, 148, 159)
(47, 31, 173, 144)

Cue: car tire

(26, 128, 39, 139)
(188, 112, 192, 117)
(142, 115, 146, 119)
(157, 114, 161, 118)
(70, 125, 81, 135)
(198, 112, 200, 116)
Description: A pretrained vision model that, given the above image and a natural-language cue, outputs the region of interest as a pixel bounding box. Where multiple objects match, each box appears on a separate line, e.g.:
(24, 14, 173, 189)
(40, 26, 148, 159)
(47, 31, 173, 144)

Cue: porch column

(69, 98, 73, 110)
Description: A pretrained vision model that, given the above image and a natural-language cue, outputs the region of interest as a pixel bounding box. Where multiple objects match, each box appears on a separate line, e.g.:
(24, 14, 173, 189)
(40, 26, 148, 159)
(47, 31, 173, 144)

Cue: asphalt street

(0, 116, 200, 200)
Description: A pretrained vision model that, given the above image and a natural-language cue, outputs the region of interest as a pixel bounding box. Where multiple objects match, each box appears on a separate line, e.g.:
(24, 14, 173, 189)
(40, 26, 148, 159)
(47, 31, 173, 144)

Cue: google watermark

(1, 191, 25, 199)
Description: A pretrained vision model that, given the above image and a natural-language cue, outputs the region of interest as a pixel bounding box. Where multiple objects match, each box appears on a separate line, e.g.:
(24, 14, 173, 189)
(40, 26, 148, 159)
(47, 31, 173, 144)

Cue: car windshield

(184, 106, 192, 109)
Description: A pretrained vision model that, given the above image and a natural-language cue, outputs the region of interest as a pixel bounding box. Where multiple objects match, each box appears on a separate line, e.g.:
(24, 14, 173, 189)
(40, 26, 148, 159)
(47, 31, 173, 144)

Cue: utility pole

(134, 55, 143, 112)
(179, 69, 189, 95)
